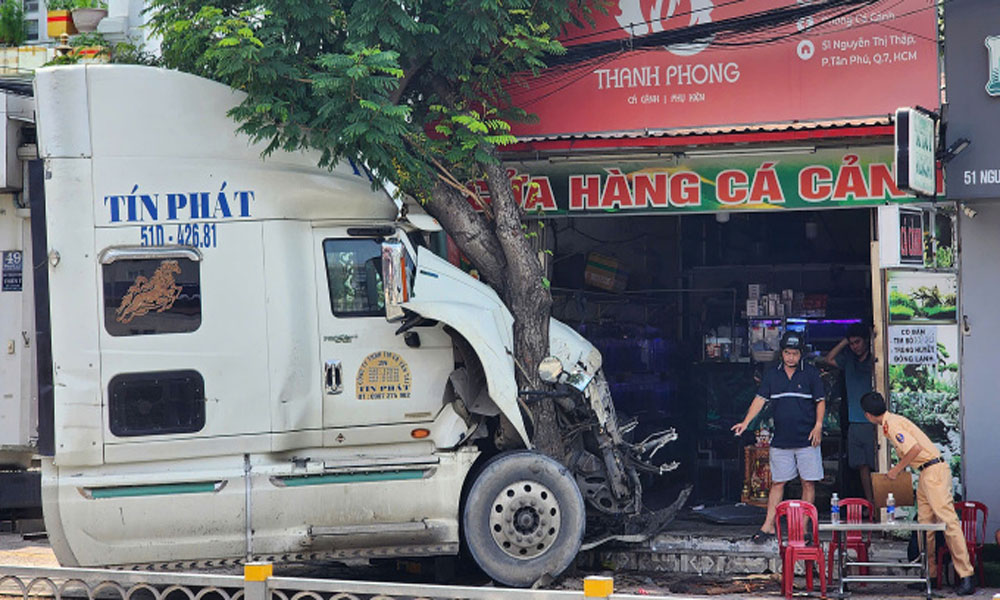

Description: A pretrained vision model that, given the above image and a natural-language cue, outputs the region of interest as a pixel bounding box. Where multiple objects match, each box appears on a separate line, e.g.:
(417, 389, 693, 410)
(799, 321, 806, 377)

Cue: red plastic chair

(776, 500, 827, 599)
(936, 500, 988, 587)
(826, 498, 874, 582)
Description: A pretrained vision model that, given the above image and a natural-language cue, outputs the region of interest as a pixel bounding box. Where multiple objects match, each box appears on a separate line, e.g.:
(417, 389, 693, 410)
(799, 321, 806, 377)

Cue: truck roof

(34, 65, 397, 224)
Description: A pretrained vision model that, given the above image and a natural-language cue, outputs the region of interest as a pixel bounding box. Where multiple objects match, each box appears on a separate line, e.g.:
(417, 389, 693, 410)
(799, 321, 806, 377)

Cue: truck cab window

(324, 239, 385, 316)
(102, 256, 202, 336)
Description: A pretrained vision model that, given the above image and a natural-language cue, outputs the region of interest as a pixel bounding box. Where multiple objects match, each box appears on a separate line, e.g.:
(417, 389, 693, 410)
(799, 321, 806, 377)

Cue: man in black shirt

(819, 323, 876, 506)
(733, 331, 826, 542)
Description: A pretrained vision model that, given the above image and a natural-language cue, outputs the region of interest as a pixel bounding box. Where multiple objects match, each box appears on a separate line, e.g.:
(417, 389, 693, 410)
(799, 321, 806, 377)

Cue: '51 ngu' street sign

(943, 0, 1000, 199)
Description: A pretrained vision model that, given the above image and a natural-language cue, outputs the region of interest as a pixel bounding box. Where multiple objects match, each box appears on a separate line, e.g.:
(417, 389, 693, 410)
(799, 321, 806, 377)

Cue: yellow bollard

(244, 561, 272, 600)
(244, 562, 273, 581)
(584, 575, 614, 599)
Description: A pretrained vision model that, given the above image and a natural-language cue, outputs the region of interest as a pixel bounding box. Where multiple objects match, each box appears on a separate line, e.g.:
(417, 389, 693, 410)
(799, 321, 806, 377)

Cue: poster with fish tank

(886, 270, 961, 490)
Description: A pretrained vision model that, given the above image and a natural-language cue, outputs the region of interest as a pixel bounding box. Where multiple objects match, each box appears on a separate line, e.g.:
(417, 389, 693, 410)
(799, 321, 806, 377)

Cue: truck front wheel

(462, 451, 585, 587)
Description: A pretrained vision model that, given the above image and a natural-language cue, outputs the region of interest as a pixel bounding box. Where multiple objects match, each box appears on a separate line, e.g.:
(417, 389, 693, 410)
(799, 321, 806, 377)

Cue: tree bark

(421, 157, 561, 460)
(420, 181, 508, 289)
(481, 157, 561, 460)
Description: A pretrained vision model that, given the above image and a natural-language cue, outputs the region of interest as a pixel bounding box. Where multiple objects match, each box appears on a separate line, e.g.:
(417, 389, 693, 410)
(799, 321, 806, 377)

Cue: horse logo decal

(115, 260, 183, 324)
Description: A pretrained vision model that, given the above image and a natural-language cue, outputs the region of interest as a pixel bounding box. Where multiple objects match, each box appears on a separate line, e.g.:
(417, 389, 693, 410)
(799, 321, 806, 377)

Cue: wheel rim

(488, 479, 560, 559)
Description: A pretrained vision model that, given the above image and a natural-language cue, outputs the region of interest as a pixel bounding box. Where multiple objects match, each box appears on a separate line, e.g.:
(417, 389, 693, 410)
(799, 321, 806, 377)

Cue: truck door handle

(325, 360, 343, 395)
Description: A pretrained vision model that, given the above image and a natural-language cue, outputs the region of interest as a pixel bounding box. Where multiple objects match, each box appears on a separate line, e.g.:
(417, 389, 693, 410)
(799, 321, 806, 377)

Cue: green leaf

(148, 0, 576, 309)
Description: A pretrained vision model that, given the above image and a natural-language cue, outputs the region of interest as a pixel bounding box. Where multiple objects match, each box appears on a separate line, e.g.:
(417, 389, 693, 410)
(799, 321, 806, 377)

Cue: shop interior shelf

(686, 262, 871, 272)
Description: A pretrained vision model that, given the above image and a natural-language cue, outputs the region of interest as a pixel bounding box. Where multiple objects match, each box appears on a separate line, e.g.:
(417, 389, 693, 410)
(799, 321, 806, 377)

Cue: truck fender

(397, 299, 531, 448)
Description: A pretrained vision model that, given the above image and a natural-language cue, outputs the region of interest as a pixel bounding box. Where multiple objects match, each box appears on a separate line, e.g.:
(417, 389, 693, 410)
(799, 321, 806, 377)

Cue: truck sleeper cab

(37, 65, 673, 588)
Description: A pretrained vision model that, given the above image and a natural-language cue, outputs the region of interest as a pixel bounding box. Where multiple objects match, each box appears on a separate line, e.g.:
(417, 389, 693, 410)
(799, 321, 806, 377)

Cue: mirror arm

(394, 309, 422, 335)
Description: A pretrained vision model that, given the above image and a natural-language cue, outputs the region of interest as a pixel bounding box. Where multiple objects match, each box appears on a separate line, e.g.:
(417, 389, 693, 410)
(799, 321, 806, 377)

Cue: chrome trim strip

(99, 246, 203, 264)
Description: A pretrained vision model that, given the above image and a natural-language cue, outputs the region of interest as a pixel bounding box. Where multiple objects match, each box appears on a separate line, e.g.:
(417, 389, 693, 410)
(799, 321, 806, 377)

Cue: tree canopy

(150, 0, 591, 197)
(148, 0, 600, 455)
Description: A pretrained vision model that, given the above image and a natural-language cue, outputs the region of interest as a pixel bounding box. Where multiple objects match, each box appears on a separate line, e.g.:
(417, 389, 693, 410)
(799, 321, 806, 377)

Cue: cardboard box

(584, 253, 627, 292)
(748, 284, 766, 300)
(871, 473, 915, 509)
(746, 299, 760, 317)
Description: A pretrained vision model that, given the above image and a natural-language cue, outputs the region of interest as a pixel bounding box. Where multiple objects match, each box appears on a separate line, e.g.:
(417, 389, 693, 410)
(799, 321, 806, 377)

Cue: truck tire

(462, 451, 585, 587)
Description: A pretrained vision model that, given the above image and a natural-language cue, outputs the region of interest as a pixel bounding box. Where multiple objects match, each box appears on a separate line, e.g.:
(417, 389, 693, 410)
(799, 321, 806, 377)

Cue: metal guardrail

(0, 565, 245, 600)
(0, 564, 661, 600)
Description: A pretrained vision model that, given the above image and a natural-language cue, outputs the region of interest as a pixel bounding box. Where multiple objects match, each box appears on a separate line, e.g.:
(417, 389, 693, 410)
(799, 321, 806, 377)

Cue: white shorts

(770, 446, 824, 483)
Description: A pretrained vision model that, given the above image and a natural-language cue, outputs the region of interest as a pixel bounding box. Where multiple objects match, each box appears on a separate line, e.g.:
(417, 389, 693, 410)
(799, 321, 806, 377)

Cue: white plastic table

(819, 520, 946, 600)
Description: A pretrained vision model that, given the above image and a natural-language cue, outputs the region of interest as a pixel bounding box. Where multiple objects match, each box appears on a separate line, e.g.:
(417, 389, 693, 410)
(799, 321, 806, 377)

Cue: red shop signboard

(898, 208, 925, 265)
(507, 0, 939, 137)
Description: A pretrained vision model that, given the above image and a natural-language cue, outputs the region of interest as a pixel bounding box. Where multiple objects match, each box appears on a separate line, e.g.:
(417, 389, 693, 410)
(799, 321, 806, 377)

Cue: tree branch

(427, 155, 494, 220)
(421, 180, 508, 289)
(390, 57, 429, 105)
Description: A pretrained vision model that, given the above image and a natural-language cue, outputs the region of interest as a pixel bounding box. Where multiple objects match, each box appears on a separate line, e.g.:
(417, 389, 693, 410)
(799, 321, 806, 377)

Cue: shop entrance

(548, 208, 875, 513)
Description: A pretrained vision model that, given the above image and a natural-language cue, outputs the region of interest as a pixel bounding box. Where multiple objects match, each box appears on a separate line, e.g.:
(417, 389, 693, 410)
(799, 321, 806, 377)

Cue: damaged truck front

(33, 65, 682, 588)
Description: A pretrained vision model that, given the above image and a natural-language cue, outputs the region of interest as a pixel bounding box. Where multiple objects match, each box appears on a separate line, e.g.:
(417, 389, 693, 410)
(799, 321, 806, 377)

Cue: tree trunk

(421, 181, 507, 287)
(481, 158, 561, 460)
(422, 158, 560, 460)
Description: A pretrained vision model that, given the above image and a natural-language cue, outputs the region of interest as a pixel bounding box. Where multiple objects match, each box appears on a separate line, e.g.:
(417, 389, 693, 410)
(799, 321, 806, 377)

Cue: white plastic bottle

(886, 492, 896, 524)
(831, 492, 840, 525)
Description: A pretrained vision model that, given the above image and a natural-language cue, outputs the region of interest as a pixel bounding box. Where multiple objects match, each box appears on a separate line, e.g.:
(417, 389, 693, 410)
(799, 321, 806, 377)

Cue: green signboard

(485, 147, 921, 216)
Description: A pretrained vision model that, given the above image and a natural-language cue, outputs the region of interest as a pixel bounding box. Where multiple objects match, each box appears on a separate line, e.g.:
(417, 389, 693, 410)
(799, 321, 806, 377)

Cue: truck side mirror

(381, 239, 408, 322)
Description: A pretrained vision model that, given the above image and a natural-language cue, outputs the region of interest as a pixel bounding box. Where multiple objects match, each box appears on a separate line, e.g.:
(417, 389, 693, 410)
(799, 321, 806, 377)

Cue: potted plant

(70, 30, 108, 62)
(46, 0, 77, 37)
(70, 0, 107, 33)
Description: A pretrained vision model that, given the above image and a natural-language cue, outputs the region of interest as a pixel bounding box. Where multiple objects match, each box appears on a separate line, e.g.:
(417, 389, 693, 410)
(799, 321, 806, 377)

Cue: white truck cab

(24, 65, 678, 587)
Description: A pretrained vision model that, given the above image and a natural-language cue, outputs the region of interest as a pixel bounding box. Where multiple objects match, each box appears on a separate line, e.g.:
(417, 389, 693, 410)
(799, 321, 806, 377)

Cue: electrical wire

(554, 221, 663, 246)
(784, 0, 941, 43)
(633, 0, 938, 51)
(514, 0, 941, 109)
(558, 0, 763, 45)
(560, 0, 938, 48)
(701, 0, 882, 47)
(544, 0, 883, 66)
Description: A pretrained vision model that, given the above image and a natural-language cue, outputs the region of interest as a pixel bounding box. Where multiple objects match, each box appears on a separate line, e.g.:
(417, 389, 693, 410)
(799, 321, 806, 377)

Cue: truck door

(313, 228, 453, 435)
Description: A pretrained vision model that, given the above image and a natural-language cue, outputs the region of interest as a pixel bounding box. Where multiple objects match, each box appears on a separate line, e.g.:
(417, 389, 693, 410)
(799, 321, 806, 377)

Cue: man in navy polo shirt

(733, 331, 826, 543)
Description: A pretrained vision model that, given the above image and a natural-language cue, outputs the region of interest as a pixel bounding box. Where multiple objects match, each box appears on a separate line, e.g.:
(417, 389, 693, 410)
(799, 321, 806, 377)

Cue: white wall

(0, 193, 37, 461)
(958, 200, 1000, 538)
(97, 0, 158, 49)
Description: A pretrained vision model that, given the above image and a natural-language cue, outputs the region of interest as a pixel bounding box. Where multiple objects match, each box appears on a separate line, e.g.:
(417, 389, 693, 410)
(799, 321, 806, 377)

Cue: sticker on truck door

(356, 351, 412, 400)
(2, 250, 22, 292)
(103, 257, 202, 336)
(115, 260, 183, 323)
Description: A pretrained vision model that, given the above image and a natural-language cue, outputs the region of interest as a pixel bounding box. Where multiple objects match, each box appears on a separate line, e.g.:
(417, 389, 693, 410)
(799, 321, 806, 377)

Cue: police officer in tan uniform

(861, 391, 975, 595)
